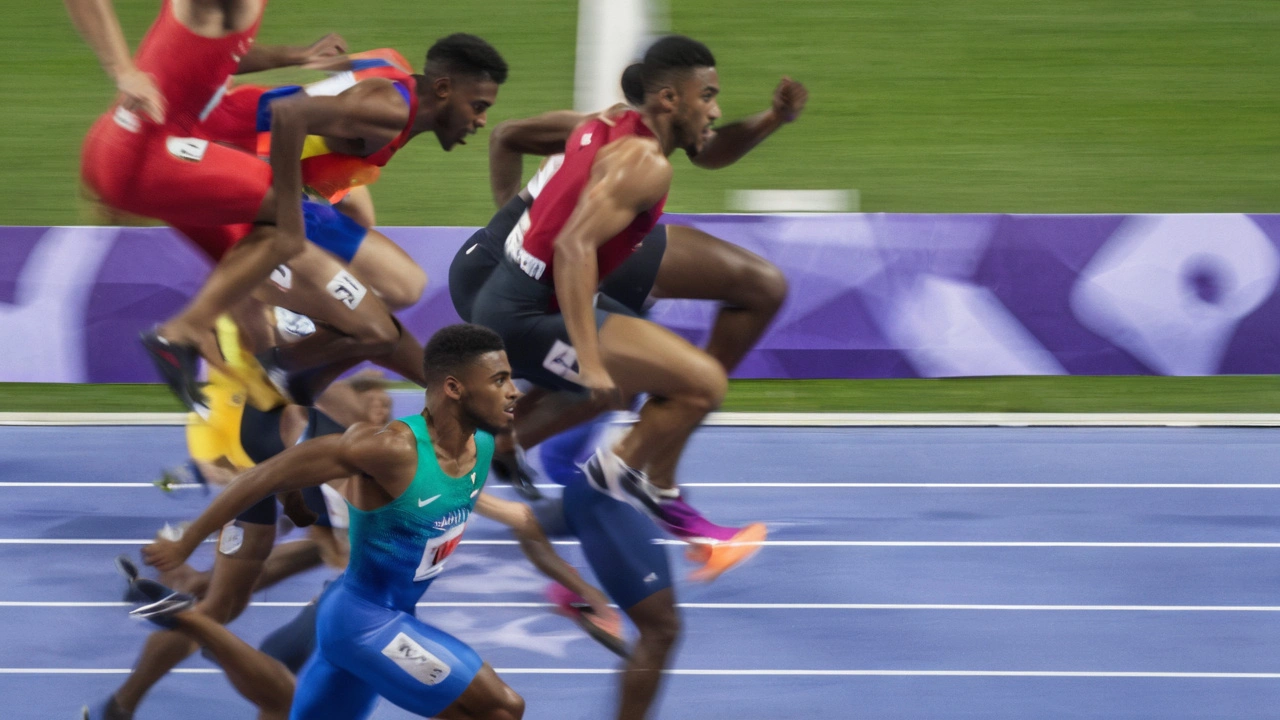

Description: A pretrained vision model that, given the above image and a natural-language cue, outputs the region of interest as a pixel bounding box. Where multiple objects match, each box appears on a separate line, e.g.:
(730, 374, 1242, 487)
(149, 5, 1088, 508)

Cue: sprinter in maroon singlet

(470, 35, 734, 530)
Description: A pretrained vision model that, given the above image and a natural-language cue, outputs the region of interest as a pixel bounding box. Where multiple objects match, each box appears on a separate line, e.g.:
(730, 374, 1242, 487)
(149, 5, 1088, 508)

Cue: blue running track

(2, 424, 1279, 718)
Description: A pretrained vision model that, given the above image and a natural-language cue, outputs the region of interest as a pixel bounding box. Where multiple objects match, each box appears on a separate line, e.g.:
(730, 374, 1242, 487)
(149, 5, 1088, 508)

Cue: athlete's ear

(656, 86, 679, 113)
(432, 75, 452, 99)
(443, 375, 464, 401)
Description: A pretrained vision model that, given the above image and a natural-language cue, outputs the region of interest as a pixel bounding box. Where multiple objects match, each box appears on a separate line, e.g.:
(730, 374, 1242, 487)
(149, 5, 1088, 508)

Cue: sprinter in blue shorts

(140, 324, 613, 719)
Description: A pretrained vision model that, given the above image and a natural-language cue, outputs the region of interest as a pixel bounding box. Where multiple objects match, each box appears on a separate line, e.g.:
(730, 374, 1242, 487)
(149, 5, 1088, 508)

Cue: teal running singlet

(342, 414, 494, 612)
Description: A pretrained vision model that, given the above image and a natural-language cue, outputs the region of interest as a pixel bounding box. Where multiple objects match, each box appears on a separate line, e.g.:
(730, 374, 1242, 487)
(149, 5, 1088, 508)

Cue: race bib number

(381, 632, 451, 686)
(166, 137, 209, 163)
(326, 270, 367, 309)
(542, 339, 582, 383)
(413, 523, 466, 582)
(270, 264, 292, 291)
(504, 211, 546, 280)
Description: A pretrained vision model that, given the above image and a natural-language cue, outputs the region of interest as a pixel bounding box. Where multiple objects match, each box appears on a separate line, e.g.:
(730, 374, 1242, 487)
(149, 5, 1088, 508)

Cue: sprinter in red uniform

(70, 0, 506, 414)
(469, 36, 733, 532)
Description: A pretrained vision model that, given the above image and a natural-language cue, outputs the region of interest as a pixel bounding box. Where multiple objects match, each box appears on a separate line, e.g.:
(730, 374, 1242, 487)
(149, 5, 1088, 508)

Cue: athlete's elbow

(509, 505, 544, 542)
(489, 120, 517, 151)
(268, 100, 308, 144)
(688, 151, 722, 170)
(553, 238, 593, 269)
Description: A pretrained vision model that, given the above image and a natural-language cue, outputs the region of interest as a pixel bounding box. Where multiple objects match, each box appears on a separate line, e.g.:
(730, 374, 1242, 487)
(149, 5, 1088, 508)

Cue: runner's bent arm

(64, 0, 165, 122)
(143, 424, 408, 571)
(267, 80, 407, 247)
(488, 110, 590, 207)
(687, 77, 807, 169)
(474, 493, 613, 616)
(550, 138, 671, 399)
(236, 33, 346, 74)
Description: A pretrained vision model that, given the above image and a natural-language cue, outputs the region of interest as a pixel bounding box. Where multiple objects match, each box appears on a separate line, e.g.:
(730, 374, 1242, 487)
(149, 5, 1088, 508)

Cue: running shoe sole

(130, 589, 196, 629)
(140, 330, 210, 419)
(555, 603, 630, 659)
(687, 522, 768, 582)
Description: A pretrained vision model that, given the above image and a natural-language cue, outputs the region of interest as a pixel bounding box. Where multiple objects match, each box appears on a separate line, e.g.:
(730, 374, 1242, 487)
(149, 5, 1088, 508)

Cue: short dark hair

(423, 323, 506, 385)
(637, 35, 715, 94)
(424, 33, 508, 85)
(621, 62, 646, 105)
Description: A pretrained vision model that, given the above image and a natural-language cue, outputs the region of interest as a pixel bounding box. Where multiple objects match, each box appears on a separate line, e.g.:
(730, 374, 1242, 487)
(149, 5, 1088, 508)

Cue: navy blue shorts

(471, 261, 642, 392)
(538, 421, 672, 610)
(236, 407, 344, 526)
(289, 580, 483, 719)
(448, 194, 528, 323)
(448, 194, 668, 323)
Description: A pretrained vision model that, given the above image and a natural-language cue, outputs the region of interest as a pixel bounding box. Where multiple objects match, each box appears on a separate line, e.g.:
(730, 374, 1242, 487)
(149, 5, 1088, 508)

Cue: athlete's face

(454, 351, 520, 433)
(674, 67, 721, 154)
(435, 76, 500, 151)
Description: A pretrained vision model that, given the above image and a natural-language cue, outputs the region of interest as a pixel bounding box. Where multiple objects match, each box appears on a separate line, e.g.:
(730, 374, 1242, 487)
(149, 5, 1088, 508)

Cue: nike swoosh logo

(418, 495, 442, 507)
(466, 244, 479, 255)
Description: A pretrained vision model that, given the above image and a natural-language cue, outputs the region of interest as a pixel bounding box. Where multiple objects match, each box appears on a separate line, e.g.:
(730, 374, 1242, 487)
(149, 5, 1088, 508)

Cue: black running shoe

(491, 446, 543, 500)
(254, 348, 296, 405)
(129, 580, 196, 630)
(116, 555, 153, 603)
(140, 329, 209, 419)
(130, 578, 177, 605)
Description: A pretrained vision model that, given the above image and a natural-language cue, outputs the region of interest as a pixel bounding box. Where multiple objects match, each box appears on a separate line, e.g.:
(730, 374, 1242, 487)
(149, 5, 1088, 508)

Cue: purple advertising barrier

(3, 213, 1280, 382)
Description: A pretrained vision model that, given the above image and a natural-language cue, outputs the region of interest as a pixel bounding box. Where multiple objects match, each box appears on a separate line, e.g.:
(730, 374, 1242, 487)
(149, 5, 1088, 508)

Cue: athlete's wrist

(761, 107, 789, 129)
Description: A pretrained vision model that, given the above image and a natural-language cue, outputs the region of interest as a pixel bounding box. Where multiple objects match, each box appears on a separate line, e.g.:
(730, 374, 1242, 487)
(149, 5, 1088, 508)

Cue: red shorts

(171, 221, 257, 261)
(199, 84, 266, 154)
(81, 108, 272, 230)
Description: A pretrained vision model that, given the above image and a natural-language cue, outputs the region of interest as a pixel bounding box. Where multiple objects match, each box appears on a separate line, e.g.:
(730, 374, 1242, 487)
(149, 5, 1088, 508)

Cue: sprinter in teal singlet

(142, 324, 612, 719)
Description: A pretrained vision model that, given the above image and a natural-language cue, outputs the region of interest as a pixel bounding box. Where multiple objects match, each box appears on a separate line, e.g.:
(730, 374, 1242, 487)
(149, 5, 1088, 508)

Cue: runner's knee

(270, 229, 306, 265)
(638, 608, 681, 650)
(679, 354, 728, 414)
(376, 264, 427, 310)
(748, 259, 788, 314)
(336, 303, 400, 352)
(485, 686, 525, 720)
(727, 255, 787, 314)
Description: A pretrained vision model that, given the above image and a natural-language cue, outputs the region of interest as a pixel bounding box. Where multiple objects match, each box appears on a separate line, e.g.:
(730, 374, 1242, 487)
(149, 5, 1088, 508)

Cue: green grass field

(5, 377, 1280, 413)
(3, 0, 1279, 226)
(4, 3, 1278, 412)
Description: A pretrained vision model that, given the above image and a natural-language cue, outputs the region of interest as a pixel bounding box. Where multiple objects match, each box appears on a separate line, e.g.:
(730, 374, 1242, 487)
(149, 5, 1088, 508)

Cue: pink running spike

(654, 496, 740, 542)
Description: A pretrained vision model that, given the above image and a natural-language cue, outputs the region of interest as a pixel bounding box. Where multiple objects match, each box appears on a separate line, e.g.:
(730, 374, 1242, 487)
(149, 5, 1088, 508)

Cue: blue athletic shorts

(289, 580, 483, 719)
(302, 199, 368, 264)
(538, 420, 672, 610)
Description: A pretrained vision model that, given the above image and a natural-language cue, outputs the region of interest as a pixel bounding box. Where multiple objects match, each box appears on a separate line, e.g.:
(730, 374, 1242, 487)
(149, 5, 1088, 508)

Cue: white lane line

(0, 483, 201, 488)
(13, 481, 1280, 490)
(0, 539, 213, 545)
(545, 483, 1280, 490)
(3, 667, 1280, 678)
(8, 411, 1280, 427)
(5, 601, 1280, 612)
(3, 538, 1280, 549)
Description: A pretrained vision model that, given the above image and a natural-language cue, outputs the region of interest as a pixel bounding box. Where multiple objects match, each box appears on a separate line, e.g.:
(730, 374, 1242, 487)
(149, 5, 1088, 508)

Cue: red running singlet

(506, 110, 668, 285)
